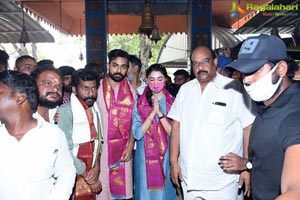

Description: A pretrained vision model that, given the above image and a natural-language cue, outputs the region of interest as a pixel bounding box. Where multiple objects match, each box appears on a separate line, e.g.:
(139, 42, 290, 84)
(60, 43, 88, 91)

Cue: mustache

(197, 70, 208, 75)
(46, 92, 61, 98)
(83, 96, 96, 101)
(113, 73, 124, 77)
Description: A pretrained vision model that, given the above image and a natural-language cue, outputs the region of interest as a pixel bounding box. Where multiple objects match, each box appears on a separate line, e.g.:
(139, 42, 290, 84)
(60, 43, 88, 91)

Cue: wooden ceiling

(22, 0, 271, 36)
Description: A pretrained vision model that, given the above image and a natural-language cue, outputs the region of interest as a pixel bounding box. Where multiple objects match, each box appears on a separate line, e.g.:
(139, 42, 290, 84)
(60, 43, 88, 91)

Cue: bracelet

(158, 114, 165, 120)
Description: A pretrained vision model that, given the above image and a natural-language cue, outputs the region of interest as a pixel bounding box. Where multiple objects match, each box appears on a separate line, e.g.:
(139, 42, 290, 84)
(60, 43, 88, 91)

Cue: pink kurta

(96, 78, 136, 200)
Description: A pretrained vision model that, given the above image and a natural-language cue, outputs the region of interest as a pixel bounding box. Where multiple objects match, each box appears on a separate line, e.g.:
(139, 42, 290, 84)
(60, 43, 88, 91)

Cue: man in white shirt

(168, 46, 256, 200)
(31, 65, 63, 123)
(0, 70, 75, 200)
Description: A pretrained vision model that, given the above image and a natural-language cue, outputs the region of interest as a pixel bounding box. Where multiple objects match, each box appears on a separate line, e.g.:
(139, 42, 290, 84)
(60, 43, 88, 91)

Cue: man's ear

(72, 86, 77, 94)
(107, 63, 110, 72)
(133, 65, 139, 74)
(277, 61, 288, 78)
(214, 57, 218, 67)
(16, 93, 26, 105)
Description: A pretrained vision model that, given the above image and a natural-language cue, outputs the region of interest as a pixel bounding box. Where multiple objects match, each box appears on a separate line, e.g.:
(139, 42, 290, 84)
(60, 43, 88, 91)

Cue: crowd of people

(0, 33, 300, 200)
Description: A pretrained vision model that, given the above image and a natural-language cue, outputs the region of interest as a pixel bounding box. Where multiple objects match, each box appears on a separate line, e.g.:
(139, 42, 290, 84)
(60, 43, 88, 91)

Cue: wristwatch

(245, 159, 252, 171)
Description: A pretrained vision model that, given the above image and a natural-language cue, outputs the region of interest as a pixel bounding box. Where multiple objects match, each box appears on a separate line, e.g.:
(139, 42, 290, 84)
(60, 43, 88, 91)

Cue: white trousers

(181, 180, 243, 200)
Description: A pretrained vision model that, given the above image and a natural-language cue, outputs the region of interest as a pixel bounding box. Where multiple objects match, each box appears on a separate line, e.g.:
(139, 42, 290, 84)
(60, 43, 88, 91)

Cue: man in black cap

(58, 65, 76, 104)
(219, 34, 300, 200)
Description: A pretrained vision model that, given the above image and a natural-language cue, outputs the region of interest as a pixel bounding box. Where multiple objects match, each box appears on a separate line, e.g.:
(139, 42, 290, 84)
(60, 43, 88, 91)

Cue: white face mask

(127, 72, 135, 81)
(244, 64, 282, 102)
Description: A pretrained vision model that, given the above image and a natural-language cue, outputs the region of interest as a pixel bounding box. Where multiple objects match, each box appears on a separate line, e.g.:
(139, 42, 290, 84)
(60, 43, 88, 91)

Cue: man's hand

(239, 171, 251, 197)
(219, 152, 247, 172)
(85, 166, 100, 185)
(120, 145, 133, 162)
(170, 162, 183, 188)
(90, 179, 102, 193)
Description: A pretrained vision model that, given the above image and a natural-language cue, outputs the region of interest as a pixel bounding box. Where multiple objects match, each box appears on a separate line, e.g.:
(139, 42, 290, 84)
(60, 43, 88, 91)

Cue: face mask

(127, 72, 135, 81)
(148, 82, 165, 94)
(244, 64, 282, 102)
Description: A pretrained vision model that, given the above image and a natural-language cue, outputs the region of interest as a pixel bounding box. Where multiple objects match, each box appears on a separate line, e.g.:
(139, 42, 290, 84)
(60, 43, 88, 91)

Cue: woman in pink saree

(132, 64, 176, 200)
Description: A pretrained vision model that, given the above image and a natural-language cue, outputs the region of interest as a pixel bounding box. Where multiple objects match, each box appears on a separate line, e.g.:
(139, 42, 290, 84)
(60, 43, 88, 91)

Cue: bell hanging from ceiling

(138, 1, 155, 37)
(19, 3, 30, 46)
(19, 25, 30, 46)
(150, 25, 161, 43)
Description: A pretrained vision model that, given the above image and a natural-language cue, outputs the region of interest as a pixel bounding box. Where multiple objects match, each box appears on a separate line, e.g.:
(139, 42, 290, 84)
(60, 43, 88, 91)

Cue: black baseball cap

(226, 34, 287, 73)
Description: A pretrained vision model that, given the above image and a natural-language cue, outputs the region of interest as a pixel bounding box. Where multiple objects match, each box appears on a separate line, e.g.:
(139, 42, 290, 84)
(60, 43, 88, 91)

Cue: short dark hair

(71, 68, 100, 88)
(85, 62, 100, 71)
(129, 55, 142, 72)
(173, 69, 189, 80)
(31, 65, 62, 81)
(108, 49, 129, 64)
(37, 59, 54, 67)
(84, 62, 104, 79)
(286, 58, 298, 79)
(15, 55, 36, 69)
(58, 65, 76, 76)
(0, 50, 9, 69)
(0, 70, 38, 113)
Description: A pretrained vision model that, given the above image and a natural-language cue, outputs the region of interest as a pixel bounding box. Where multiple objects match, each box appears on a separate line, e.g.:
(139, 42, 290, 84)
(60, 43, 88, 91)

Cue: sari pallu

(102, 77, 134, 198)
(137, 87, 174, 190)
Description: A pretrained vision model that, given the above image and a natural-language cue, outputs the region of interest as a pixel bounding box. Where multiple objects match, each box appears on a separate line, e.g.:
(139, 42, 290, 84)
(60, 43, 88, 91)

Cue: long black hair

(145, 64, 168, 106)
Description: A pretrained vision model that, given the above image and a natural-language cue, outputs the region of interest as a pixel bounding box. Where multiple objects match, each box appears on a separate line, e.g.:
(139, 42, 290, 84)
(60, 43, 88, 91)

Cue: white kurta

(168, 73, 256, 192)
(0, 117, 76, 200)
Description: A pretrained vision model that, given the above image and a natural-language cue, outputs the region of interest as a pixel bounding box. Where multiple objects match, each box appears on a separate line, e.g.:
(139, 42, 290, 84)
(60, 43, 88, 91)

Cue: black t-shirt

(250, 83, 300, 200)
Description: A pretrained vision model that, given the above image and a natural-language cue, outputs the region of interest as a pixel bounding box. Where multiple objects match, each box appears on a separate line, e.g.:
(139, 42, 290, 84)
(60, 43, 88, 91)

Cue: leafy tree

(107, 33, 167, 65)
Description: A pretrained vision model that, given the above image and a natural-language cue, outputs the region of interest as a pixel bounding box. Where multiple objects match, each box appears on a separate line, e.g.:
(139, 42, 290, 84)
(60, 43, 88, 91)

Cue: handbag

(74, 175, 93, 198)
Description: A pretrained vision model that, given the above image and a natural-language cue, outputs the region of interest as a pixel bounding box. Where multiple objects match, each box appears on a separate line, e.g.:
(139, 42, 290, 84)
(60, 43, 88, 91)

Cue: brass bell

(138, 1, 155, 37)
(19, 26, 30, 46)
(150, 26, 161, 43)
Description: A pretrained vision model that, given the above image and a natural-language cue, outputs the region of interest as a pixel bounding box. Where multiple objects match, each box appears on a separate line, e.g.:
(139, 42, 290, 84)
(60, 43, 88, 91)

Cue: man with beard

(58, 65, 76, 104)
(168, 46, 256, 200)
(0, 70, 75, 200)
(58, 69, 102, 200)
(221, 35, 300, 200)
(96, 49, 136, 200)
(31, 65, 63, 123)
